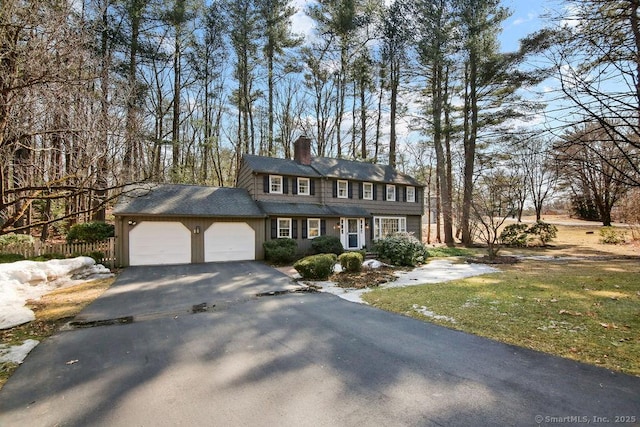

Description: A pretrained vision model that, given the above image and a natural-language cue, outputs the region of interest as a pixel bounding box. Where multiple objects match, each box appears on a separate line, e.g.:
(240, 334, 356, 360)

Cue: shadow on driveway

(0, 262, 639, 426)
(75, 261, 301, 322)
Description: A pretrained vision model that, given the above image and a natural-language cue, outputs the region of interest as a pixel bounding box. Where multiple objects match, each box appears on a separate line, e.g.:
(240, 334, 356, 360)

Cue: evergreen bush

(66, 222, 114, 243)
(338, 252, 363, 273)
(499, 223, 530, 247)
(599, 227, 626, 244)
(294, 254, 337, 280)
(310, 235, 344, 255)
(0, 233, 34, 247)
(375, 232, 428, 266)
(263, 238, 298, 264)
(528, 221, 558, 246)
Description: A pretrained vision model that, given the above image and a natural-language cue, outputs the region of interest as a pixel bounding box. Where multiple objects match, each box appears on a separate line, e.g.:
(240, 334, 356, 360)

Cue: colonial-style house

(113, 136, 425, 266)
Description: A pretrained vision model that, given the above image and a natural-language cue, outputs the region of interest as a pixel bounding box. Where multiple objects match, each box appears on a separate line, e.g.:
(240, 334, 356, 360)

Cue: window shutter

(320, 219, 326, 235)
(292, 177, 298, 195)
(332, 180, 337, 198)
(310, 180, 316, 195)
(373, 185, 377, 200)
(292, 219, 298, 239)
(348, 181, 353, 199)
(382, 185, 387, 201)
(263, 176, 270, 193)
(396, 186, 400, 202)
(302, 220, 308, 239)
(271, 219, 277, 239)
(283, 177, 289, 194)
(402, 186, 406, 202)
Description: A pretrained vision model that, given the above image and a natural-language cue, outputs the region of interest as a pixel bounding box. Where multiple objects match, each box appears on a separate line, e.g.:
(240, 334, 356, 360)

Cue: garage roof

(114, 184, 266, 218)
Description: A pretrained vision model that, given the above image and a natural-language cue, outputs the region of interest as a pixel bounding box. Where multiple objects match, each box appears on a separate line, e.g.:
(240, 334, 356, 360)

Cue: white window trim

(363, 182, 373, 200)
(270, 175, 283, 194)
(337, 180, 349, 199)
(298, 177, 310, 196)
(277, 217, 291, 238)
(386, 184, 396, 201)
(307, 218, 320, 239)
(373, 216, 407, 240)
(406, 186, 416, 203)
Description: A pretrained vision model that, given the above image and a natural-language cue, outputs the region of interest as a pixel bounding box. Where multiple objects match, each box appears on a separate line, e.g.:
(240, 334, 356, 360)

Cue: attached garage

(205, 222, 255, 262)
(129, 221, 191, 266)
(113, 184, 266, 266)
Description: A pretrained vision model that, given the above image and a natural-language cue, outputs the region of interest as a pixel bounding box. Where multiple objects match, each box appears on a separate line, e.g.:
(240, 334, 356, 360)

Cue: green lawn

(363, 258, 640, 376)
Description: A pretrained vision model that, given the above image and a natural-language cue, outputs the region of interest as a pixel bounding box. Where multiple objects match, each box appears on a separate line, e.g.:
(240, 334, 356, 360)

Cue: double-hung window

(298, 177, 310, 195)
(362, 182, 373, 200)
(386, 184, 396, 201)
(337, 180, 349, 198)
(277, 218, 291, 238)
(373, 216, 407, 240)
(270, 175, 283, 194)
(307, 218, 320, 239)
(406, 186, 416, 202)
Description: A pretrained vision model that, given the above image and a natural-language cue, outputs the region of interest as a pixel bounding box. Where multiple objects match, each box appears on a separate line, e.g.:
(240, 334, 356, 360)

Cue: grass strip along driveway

(363, 258, 640, 376)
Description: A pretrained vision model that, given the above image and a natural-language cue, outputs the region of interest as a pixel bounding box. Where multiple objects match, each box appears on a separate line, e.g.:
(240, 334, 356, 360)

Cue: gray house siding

(319, 180, 424, 217)
(248, 174, 322, 204)
(265, 216, 342, 255)
(236, 163, 256, 197)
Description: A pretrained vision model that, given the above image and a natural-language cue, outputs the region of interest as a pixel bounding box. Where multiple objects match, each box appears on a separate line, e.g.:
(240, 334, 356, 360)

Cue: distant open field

(423, 215, 639, 258)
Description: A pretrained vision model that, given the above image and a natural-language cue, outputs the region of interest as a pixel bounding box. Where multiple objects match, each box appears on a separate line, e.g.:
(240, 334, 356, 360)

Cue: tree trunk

(432, 61, 454, 246)
(461, 58, 478, 246)
(171, 33, 182, 180)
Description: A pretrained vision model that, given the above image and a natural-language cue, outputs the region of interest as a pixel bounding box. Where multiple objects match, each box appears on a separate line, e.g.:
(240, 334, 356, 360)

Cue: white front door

(340, 218, 365, 250)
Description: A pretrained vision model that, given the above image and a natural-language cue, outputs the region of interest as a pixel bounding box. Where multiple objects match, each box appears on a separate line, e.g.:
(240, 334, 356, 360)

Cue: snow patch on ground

(412, 304, 457, 323)
(0, 256, 113, 365)
(0, 339, 39, 364)
(0, 257, 113, 330)
(312, 258, 500, 304)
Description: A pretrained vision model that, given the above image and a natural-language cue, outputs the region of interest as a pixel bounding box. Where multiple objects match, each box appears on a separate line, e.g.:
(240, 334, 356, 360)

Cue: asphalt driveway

(0, 262, 638, 426)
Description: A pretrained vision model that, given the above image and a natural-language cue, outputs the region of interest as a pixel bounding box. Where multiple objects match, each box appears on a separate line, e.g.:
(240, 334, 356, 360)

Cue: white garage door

(129, 222, 191, 266)
(205, 222, 255, 262)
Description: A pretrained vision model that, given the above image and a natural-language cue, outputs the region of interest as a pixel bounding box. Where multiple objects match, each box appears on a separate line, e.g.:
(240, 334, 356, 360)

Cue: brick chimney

(294, 135, 312, 165)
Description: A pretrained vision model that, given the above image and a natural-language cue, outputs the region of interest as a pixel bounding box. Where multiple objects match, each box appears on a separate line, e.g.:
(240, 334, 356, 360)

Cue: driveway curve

(0, 262, 638, 426)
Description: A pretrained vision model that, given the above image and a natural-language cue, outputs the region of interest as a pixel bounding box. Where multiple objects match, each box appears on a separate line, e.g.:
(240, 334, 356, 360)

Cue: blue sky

(500, 0, 553, 52)
(291, 0, 558, 53)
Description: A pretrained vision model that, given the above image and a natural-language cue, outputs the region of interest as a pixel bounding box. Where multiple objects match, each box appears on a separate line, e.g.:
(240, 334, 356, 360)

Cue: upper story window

(337, 180, 349, 198)
(363, 182, 373, 200)
(386, 184, 396, 201)
(298, 177, 310, 195)
(278, 218, 291, 238)
(406, 186, 416, 202)
(270, 175, 283, 194)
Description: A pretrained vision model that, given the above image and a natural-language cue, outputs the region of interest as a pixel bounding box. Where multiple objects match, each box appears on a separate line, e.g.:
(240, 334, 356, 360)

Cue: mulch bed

(331, 267, 399, 289)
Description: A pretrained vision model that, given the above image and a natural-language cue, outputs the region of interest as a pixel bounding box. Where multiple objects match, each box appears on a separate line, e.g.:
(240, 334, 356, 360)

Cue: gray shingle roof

(113, 184, 265, 217)
(241, 153, 422, 186)
(257, 201, 370, 217)
(311, 157, 422, 186)
(241, 154, 322, 178)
